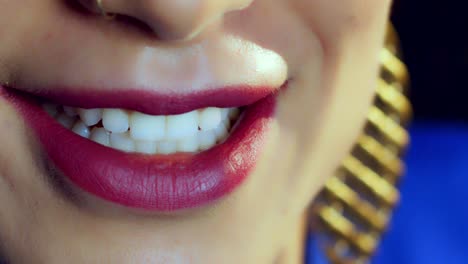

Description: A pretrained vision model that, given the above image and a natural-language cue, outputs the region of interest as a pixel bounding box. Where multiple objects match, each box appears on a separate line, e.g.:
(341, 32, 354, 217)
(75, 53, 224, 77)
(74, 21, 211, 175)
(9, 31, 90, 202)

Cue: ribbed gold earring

(312, 23, 411, 264)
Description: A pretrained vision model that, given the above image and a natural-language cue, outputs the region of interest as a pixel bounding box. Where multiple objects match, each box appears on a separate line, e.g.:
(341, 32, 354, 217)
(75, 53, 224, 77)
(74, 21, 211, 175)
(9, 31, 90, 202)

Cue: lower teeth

(43, 104, 240, 155)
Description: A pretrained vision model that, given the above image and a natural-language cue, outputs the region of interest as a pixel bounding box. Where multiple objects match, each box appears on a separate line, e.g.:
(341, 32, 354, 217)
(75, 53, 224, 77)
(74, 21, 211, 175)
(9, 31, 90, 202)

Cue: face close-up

(0, 0, 392, 263)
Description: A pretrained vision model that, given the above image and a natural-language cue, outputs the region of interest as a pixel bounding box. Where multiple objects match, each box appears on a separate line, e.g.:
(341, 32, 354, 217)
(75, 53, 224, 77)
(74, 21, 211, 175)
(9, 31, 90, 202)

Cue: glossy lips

(1, 86, 277, 211)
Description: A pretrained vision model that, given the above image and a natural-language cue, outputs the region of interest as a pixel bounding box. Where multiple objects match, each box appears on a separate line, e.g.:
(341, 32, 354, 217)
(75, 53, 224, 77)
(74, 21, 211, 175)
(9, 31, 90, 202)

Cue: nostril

(72, 0, 101, 14)
(64, 0, 97, 16)
(113, 15, 160, 39)
(66, 0, 160, 39)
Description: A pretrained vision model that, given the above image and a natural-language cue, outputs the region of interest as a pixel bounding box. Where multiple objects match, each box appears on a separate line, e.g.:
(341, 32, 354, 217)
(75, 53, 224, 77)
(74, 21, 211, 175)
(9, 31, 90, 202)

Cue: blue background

(306, 122, 468, 264)
(373, 122, 468, 264)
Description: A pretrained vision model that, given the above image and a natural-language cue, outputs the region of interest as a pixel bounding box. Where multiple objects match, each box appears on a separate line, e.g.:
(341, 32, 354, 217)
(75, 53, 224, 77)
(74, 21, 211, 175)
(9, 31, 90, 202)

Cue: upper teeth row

(43, 104, 240, 154)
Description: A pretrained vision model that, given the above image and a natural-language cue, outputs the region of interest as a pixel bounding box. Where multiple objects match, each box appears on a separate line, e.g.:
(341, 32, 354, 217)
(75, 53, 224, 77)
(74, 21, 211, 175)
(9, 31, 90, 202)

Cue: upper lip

(11, 85, 278, 115)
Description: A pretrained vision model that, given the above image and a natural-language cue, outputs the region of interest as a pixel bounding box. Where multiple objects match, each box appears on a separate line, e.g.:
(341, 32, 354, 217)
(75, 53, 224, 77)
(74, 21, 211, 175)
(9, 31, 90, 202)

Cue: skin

(0, 0, 391, 263)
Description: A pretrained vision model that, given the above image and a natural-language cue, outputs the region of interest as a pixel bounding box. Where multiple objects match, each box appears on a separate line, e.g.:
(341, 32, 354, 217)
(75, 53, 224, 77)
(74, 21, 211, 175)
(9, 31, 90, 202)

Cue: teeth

(223, 118, 231, 131)
(43, 104, 59, 117)
(178, 135, 199, 152)
(199, 107, 222, 131)
(72, 121, 91, 138)
(129, 112, 166, 141)
(220, 108, 229, 120)
(103, 109, 129, 133)
(228, 108, 240, 120)
(46, 103, 240, 154)
(198, 130, 217, 151)
(90, 127, 110, 146)
(213, 122, 229, 142)
(158, 141, 178, 154)
(63, 106, 78, 117)
(78, 108, 102, 126)
(110, 132, 135, 152)
(57, 113, 76, 129)
(166, 110, 199, 140)
(135, 141, 158, 154)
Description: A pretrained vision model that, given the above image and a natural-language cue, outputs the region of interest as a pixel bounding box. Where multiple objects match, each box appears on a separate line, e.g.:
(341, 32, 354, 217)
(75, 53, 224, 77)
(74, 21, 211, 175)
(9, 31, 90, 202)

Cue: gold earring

(312, 23, 411, 264)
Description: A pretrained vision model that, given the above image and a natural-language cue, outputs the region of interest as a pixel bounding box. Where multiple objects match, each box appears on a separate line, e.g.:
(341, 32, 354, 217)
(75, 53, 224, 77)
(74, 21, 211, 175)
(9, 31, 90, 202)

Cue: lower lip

(1, 87, 276, 211)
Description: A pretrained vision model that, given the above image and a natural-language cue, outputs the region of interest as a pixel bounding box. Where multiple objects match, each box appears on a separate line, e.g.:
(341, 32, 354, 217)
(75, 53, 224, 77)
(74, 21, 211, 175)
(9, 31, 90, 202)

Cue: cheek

(270, 0, 390, 213)
(292, 0, 392, 39)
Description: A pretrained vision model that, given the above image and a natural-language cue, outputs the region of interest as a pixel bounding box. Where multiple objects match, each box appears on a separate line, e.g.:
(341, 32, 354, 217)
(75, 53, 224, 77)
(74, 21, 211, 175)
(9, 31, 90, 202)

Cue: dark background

(372, 2, 468, 263)
(392, 0, 468, 121)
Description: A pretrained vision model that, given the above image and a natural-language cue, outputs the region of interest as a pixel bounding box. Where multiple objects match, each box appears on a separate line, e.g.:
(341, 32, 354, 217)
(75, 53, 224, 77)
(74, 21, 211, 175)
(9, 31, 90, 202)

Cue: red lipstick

(19, 86, 275, 115)
(1, 86, 277, 211)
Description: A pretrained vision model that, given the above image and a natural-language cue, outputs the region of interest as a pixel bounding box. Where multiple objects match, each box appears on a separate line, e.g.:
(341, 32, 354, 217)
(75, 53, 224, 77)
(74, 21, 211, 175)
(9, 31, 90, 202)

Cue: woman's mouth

(1, 86, 279, 212)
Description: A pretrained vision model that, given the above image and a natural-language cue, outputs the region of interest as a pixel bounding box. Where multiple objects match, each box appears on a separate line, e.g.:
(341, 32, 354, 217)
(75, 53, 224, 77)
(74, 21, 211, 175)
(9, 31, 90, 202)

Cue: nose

(80, 0, 253, 41)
